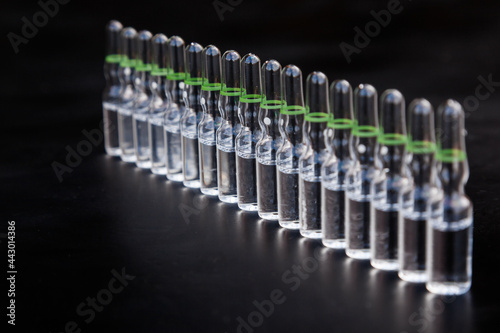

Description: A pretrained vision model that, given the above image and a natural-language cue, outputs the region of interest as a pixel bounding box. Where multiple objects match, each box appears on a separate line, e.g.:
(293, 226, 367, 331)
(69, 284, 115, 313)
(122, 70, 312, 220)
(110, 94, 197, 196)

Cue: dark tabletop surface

(3, 0, 500, 332)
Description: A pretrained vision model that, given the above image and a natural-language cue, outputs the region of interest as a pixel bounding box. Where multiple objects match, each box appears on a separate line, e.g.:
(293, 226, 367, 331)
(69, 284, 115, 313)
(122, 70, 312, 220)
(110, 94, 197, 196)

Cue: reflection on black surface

(255, 219, 281, 259)
(423, 292, 472, 333)
(209, 203, 474, 332)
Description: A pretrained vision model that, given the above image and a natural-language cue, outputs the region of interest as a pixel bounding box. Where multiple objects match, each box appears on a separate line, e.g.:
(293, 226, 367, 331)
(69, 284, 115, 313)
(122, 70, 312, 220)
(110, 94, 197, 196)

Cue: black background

(2, 0, 500, 332)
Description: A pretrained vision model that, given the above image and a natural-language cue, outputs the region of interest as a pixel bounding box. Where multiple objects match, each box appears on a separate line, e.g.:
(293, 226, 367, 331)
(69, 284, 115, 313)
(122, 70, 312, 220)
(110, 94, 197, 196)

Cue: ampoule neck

(439, 160, 469, 195)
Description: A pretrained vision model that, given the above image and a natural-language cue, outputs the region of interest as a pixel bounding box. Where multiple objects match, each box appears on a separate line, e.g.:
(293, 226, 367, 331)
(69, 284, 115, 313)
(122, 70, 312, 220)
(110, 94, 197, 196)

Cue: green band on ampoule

(201, 82, 222, 91)
(119, 56, 137, 68)
(151, 68, 169, 76)
(260, 99, 284, 109)
(240, 94, 262, 103)
(352, 125, 379, 137)
(105, 54, 122, 63)
(436, 148, 467, 162)
(408, 140, 437, 154)
(167, 72, 186, 81)
(305, 112, 330, 123)
(281, 105, 306, 115)
(135, 60, 153, 72)
(378, 133, 408, 145)
(184, 77, 203, 86)
(328, 118, 354, 129)
(220, 87, 242, 96)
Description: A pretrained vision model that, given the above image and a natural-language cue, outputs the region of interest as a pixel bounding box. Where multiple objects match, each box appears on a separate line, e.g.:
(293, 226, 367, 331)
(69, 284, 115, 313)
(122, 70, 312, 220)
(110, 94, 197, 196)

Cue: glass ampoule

(426, 100, 473, 295)
(199, 45, 222, 196)
(164, 36, 186, 182)
(132, 30, 153, 169)
(256, 60, 283, 221)
(345, 84, 379, 259)
(299, 72, 330, 239)
(321, 80, 354, 249)
(117, 27, 138, 162)
(181, 42, 204, 188)
(277, 65, 305, 229)
(398, 98, 436, 282)
(371, 89, 408, 271)
(148, 33, 170, 175)
(235, 54, 263, 211)
(102, 20, 123, 156)
(217, 51, 241, 203)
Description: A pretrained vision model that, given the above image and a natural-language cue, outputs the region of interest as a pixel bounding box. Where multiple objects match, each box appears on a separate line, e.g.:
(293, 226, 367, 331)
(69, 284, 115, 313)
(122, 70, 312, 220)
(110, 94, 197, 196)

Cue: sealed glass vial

(102, 20, 123, 156)
(148, 33, 170, 175)
(132, 30, 153, 168)
(426, 100, 473, 295)
(321, 80, 354, 249)
(181, 42, 204, 188)
(277, 65, 305, 229)
(299, 72, 330, 239)
(164, 36, 186, 182)
(256, 60, 283, 220)
(199, 45, 222, 196)
(371, 89, 408, 271)
(236, 54, 262, 211)
(117, 27, 138, 162)
(398, 98, 436, 282)
(217, 51, 241, 203)
(345, 84, 379, 259)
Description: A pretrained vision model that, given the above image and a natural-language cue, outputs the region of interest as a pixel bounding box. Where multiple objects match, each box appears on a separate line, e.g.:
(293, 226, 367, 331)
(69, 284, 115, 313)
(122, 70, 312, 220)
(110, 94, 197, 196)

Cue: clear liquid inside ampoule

(277, 167, 300, 229)
(371, 205, 399, 271)
(182, 134, 200, 188)
(199, 139, 218, 195)
(165, 130, 183, 181)
(427, 216, 473, 295)
(345, 197, 371, 259)
(399, 214, 427, 282)
(118, 108, 136, 162)
(236, 153, 258, 211)
(149, 116, 166, 175)
(134, 112, 151, 168)
(217, 146, 237, 203)
(322, 186, 346, 249)
(257, 160, 278, 220)
(103, 102, 121, 156)
(299, 176, 322, 239)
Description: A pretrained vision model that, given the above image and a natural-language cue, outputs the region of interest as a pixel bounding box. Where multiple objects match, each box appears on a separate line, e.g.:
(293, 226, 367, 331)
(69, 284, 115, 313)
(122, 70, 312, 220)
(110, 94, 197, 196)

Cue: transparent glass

(117, 27, 138, 162)
(371, 89, 408, 271)
(426, 100, 473, 295)
(277, 65, 305, 229)
(299, 71, 330, 239)
(199, 45, 222, 196)
(149, 33, 169, 175)
(164, 36, 186, 182)
(181, 42, 203, 188)
(256, 60, 283, 221)
(321, 79, 354, 249)
(399, 98, 436, 282)
(236, 54, 262, 211)
(217, 51, 241, 203)
(102, 20, 122, 156)
(132, 30, 153, 169)
(345, 84, 379, 259)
